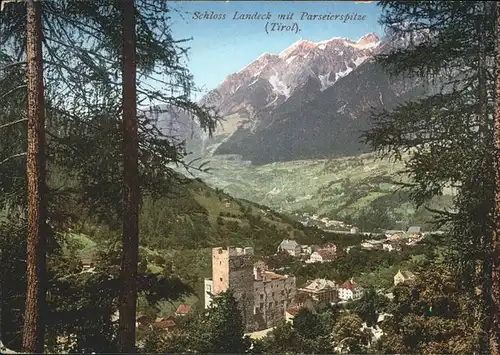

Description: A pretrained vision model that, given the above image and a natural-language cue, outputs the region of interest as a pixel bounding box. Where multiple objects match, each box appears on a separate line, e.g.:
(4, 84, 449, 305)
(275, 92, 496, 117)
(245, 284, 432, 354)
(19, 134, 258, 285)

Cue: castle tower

(212, 247, 255, 331)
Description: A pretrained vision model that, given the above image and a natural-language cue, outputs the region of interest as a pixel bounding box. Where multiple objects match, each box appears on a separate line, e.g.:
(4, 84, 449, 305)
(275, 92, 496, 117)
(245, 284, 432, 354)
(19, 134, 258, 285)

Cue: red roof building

(338, 279, 363, 301)
(175, 304, 192, 316)
(286, 305, 301, 316)
(152, 317, 176, 330)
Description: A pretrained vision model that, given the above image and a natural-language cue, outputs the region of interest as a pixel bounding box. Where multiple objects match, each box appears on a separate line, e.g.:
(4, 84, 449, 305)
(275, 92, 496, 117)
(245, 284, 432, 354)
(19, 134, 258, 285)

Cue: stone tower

(212, 247, 255, 331)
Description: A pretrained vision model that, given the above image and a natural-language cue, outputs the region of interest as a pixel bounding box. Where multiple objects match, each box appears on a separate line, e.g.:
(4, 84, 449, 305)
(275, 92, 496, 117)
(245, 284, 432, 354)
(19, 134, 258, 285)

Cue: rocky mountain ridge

(155, 32, 424, 164)
(199, 33, 382, 140)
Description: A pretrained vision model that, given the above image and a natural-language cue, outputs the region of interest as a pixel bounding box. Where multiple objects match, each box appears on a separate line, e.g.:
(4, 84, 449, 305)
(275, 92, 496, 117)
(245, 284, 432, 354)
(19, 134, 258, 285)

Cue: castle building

(204, 247, 296, 331)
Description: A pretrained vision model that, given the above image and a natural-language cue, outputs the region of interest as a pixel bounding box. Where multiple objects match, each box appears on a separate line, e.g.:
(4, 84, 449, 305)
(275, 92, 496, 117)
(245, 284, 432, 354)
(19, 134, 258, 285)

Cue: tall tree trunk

(118, 0, 139, 352)
(491, 2, 500, 354)
(477, 3, 493, 353)
(23, 0, 46, 353)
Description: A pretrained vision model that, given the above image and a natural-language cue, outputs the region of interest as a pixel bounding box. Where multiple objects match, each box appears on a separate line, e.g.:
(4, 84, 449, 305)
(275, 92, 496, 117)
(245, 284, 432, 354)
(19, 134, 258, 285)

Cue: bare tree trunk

(117, 0, 139, 352)
(476, 3, 493, 353)
(491, 3, 500, 354)
(22, 0, 46, 353)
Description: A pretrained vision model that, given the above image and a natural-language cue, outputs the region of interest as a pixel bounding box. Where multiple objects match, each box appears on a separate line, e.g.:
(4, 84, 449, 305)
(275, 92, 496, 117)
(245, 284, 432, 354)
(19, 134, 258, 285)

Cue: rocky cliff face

(156, 33, 422, 164)
(200, 34, 381, 137)
(214, 55, 422, 164)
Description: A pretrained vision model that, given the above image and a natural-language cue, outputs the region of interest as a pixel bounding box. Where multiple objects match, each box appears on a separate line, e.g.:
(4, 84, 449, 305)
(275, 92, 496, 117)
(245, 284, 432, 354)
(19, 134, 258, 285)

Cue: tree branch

(0, 85, 27, 100)
(0, 152, 27, 166)
(0, 61, 27, 72)
(0, 118, 27, 130)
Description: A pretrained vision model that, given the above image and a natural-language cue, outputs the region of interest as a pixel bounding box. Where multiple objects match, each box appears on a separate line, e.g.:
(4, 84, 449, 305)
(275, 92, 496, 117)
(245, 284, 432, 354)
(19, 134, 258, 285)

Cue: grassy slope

(66, 179, 333, 317)
(138, 176, 324, 253)
(184, 153, 454, 223)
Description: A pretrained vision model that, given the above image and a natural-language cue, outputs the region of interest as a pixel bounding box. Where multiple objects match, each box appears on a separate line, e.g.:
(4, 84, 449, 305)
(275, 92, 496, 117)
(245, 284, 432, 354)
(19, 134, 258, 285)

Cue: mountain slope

(200, 34, 381, 143)
(194, 33, 425, 164)
(136, 176, 329, 253)
(182, 153, 453, 230)
(215, 57, 423, 164)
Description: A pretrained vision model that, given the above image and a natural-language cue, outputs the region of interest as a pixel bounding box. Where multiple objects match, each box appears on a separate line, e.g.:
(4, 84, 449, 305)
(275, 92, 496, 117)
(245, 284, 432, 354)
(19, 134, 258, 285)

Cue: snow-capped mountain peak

(357, 33, 380, 45)
(279, 39, 316, 58)
(199, 33, 382, 132)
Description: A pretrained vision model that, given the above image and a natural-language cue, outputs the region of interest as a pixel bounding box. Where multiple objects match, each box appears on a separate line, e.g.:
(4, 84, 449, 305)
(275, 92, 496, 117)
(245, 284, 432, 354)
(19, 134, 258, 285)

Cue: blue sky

(168, 1, 384, 96)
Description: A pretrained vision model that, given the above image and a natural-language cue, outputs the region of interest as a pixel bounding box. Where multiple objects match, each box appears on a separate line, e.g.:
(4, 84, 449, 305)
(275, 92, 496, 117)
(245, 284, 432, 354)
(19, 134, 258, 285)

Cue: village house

(301, 245, 313, 255)
(298, 278, 338, 304)
(382, 243, 394, 252)
(205, 247, 297, 332)
(81, 257, 94, 271)
(285, 305, 301, 322)
(407, 226, 422, 238)
(308, 249, 336, 263)
(152, 317, 176, 331)
(135, 313, 154, 329)
(382, 240, 403, 252)
(204, 277, 213, 308)
(361, 239, 384, 250)
(277, 239, 302, 256)
(385, 230, 405, 240)
(338, 279, 363, 301)
(222, 198, 232, 208)
(175, 304, 192, 317)
(394, 270, 416, 286)
(350, 226, 359, 234)
(285, 294, 317, 322)
(406, 237, 424, 246)
(407, 228, 424, 244)
(322, 243, 337, 253)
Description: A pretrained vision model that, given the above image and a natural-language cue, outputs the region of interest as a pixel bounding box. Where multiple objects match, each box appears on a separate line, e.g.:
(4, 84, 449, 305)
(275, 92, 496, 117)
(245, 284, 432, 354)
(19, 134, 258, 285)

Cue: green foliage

(184, 291, 251, 353)
(135, 178, 329, 253)
(270, 241, 440, 288)
(187, 153, 452, 228)
(292, 308, 322, 339)
(363, 1, 496, 351)
(354, 203, 396, 232)
(257, 321, 298, 354)
(0, 216, 27, 350)
(256, 305, 339, 354)
(349, 287, 389, 327)
(332, 314, 371, 354)
(375, 264, 479, 354)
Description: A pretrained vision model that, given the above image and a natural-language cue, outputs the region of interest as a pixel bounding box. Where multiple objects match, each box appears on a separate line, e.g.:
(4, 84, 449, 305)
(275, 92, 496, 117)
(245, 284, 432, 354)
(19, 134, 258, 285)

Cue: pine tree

(117, 0, 139, 352)
(491, 2, 500, 353)
(187, 292, 250, 353)
(0, 1, 217, 351)
(363, 0, 496, 351)
(22, 0, 47, 352)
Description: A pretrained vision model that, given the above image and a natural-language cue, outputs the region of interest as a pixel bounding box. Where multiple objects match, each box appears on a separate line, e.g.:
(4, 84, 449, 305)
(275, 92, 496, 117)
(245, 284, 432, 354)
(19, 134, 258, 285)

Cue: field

(180, 153, 454, 225)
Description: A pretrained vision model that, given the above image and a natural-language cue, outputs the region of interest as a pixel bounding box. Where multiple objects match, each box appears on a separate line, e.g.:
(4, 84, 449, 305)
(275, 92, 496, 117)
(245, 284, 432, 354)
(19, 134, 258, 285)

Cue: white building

(382, 243, 394, 252)
(361, 239, 384, 250)
(338, 279, 363, 301)
(394, 270, 416, 286)
(277, 239, 301, 256)
(382, 242, 402, 252)
(308, 249, 335, 263)
(385, 230, 405, 239)
(204, 278, 213, 308)
(301, 245, 313, 255)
